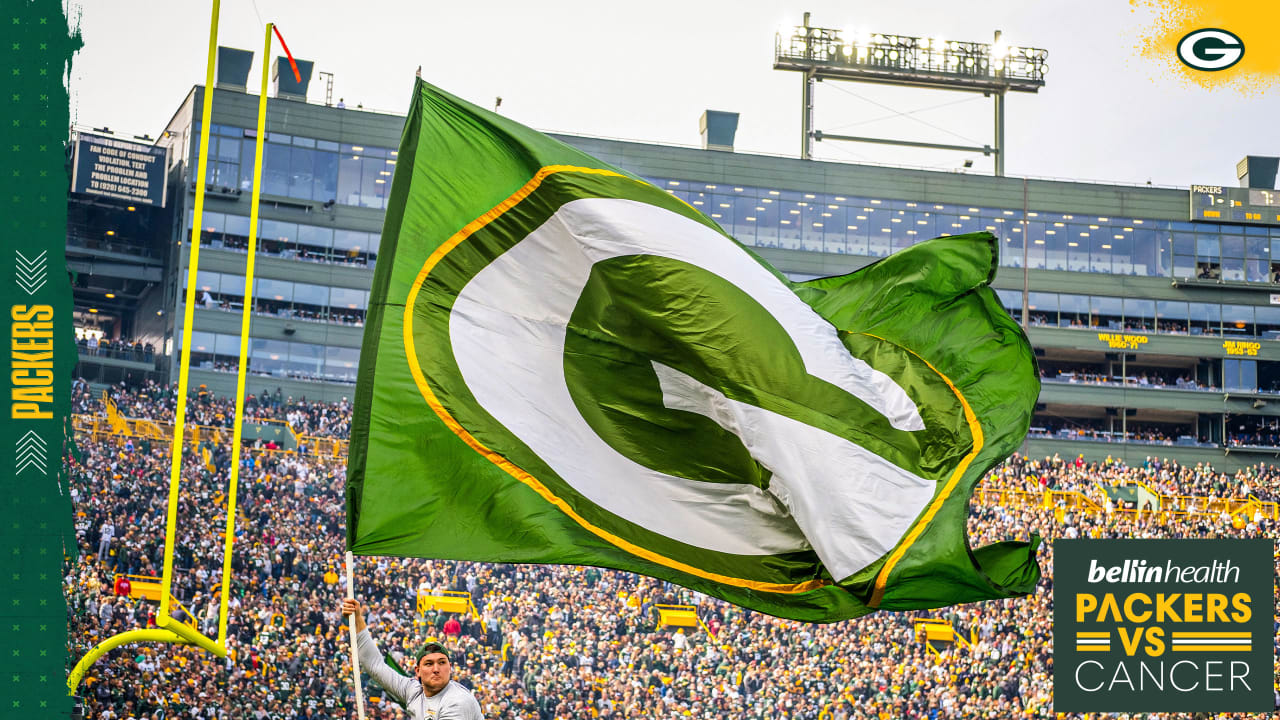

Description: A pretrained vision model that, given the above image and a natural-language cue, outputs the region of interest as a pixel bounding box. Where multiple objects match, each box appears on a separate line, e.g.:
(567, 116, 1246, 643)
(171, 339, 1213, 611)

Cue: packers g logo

(407, 167, 971, 586)
(1176, 29, 1244, 72)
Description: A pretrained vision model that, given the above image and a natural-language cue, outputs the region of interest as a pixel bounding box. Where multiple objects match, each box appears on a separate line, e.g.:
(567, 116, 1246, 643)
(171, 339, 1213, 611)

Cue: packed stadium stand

(64, 380, 1280, 719)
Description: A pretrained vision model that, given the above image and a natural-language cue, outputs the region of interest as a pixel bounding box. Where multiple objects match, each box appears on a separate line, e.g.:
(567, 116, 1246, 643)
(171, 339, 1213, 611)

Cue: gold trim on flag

(866, 333, 982, 608)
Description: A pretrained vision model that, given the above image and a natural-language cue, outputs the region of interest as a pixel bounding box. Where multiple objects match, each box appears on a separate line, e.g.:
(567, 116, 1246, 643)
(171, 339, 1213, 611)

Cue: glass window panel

(292, 282, 329, 307)
(731, 195, 757, 247)
(200, 140, 220, 185)
(1123, 298, 1154, 331)
(338, 150, 363, 206)
(1025, 222, 1046, 269)
(1027, 292, 1057, 326)
(221, 161, 243, 188)
(313, 149, 338, 204)
(708, 192, 732, 230)
(296, 224, 333, 253)
(1002, 229, 1025, 269)
(1221, 234, 1244, 257)
(1155, 300, 1188, 333)
(844, 206, 868, 255)
(1044, 228, 1067, 271)
(1242, 359, 1258, 391)
(188, 331, 216, 353)
(194, 270, 220, 293)
(224, 214, 250, 238)
(1130, 228, 1158, 277)
(1224, 359, 1241, 391)
(776, 200, 801, 250)
(289, 146, 316, 200)
(262, 142, 291, 196)
(197, 212, 223, 235)
(218, 274, 244, 297)
(909, 211, 934, 242)
(260, 219, 297, 243)
(330, 286, 368, 310)
(215, 334, 240, 357)
(1090, 228, 1111, 273)
(1091, 295, 1123, 329)
(754, 196, 778, 248)
(1109, 232, 1132, 275)
(361, 156, 390, 209)
(1256, 305, 1280, 338)
(803, 203, 828, 252)
(257, 278, 293, 303)
(1067, 225, 1089, 271)
(1197, 234, 1221, 257)
(333, 229, 368, 252)
(1173, 232, 1196, 256)
(1222, 304, 1254, 336)
(889, 209, 911, 253)
(216, 136, 239, 160)
(868, 209, 892, 257)
(1173, 253, 1195, 279)
(1059, 294, 1089, 327)
(292, 135, 316, 148)
(1189, 302, 1220, 335)
(1247, 259, 1269, 283)
(267, 132, 291, 144)
(287, 341, 325, 375)
(1222, 256, 1245, 282)
(1246, 235, 1268, 260)
(324, 346, 361, 380)
(238, 139, 257, 191)
(250, 338, 290, 375)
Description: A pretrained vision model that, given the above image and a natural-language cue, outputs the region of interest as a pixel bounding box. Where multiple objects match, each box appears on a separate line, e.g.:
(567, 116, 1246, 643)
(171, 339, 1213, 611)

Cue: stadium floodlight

(774, 13, 1048, 174)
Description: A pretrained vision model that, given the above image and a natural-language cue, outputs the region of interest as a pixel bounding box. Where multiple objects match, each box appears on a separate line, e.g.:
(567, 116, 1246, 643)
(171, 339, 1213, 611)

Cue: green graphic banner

(1054, 539, 1274, 713)
(0, 2, 82, 715)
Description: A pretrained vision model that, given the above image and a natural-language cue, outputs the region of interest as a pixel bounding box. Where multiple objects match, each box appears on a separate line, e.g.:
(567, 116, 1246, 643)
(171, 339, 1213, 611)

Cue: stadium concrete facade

(68, 52, 1280, 473)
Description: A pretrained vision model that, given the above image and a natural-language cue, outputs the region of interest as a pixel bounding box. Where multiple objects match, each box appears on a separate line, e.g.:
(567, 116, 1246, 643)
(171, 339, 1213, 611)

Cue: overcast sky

(68, 0, 1278, 188)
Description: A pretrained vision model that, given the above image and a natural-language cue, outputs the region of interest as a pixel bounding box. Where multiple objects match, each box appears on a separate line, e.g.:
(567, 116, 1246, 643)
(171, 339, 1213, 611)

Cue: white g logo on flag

(448, 198, 938, 581)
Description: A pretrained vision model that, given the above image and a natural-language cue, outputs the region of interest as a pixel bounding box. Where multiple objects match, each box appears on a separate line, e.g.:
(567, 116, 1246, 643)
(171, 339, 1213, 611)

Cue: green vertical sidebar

(0, 2, 82, 717)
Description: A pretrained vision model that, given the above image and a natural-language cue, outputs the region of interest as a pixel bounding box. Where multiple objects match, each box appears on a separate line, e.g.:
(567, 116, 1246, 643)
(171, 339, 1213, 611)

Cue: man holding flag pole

(340, 597, 484, 719)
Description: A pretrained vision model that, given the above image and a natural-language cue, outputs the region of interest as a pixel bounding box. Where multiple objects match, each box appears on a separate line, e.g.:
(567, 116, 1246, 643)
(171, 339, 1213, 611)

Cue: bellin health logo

(1054, 539, 1273, 713)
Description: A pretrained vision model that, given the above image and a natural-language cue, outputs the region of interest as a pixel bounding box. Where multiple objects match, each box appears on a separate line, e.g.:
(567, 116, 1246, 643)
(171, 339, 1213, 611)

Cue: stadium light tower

(774, 12, 1048, 175)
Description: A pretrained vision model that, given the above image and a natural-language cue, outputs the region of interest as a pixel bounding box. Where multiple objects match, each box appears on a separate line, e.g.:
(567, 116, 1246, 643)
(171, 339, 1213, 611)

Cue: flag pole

(345, 551, 367, 720)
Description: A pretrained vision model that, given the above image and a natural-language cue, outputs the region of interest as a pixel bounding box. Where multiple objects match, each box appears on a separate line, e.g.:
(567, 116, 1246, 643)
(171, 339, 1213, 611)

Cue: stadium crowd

(65, 380, 1280, 719)
(72, 378, 353, 440)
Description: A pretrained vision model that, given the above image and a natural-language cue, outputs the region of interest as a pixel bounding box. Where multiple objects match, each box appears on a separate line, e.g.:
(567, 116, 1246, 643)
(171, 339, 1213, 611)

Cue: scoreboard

(1189, 184, 1280, 226)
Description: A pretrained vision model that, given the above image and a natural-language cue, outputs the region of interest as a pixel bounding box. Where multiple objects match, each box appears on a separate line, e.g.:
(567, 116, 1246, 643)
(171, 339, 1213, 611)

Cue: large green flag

(346, 79, 1041, 622)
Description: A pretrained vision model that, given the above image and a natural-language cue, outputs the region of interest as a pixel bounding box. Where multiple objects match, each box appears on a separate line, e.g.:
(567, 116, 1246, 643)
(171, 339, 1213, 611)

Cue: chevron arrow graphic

(15, 430, 47, 475)
(15, 249, 49, 295)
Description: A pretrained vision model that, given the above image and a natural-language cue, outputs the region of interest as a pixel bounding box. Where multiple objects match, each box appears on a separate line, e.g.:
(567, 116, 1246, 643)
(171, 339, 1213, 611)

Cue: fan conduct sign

(346, 80, 1041, 621)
